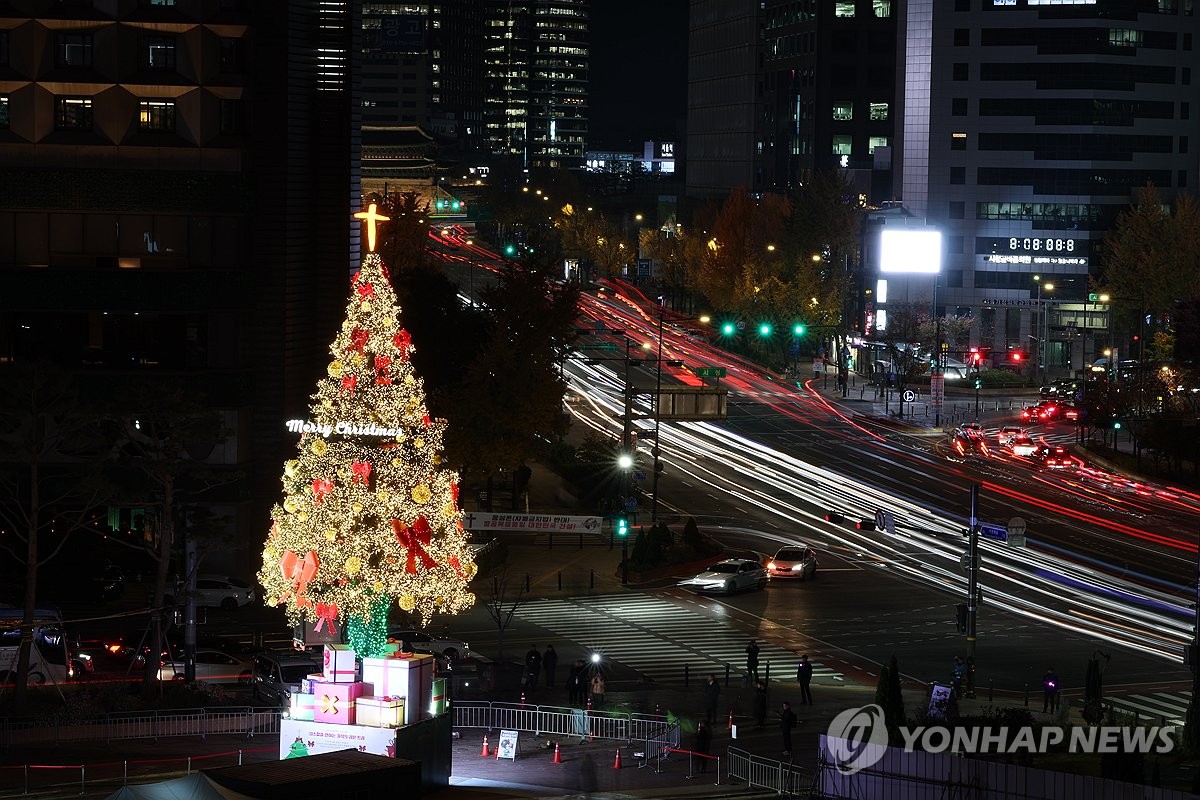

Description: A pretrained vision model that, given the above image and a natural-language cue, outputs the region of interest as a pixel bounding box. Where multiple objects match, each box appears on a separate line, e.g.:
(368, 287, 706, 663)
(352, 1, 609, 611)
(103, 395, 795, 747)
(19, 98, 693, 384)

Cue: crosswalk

(1104, 691, 1188, 726)
(512, 593, 844, 687)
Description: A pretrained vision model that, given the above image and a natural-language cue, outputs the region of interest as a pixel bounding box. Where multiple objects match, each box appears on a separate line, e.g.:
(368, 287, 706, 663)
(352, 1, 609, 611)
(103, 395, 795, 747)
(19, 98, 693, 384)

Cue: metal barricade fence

(0, 708, 281, 749)
(727, 746, 813, 797)
(452, 701, 678, 749)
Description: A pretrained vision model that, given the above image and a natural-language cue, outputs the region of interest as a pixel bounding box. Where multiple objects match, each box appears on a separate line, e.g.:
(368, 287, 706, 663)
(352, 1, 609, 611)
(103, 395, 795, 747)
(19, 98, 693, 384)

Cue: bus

(0, 607, 73, 687)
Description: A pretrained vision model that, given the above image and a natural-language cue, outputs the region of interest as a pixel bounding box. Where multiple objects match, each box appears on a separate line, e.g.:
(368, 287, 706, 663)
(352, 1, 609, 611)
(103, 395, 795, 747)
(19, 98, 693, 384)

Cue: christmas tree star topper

(354, 202, 391, 253)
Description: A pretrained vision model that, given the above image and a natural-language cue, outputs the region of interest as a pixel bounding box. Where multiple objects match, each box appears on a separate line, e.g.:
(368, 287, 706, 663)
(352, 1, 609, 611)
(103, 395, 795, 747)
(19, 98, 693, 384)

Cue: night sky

(588, 0, 688, 151)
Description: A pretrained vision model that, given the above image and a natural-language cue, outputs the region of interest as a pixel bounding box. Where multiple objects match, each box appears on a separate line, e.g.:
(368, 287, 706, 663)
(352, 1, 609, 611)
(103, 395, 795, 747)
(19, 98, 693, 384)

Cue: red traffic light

(1009, 350, 1023, 362)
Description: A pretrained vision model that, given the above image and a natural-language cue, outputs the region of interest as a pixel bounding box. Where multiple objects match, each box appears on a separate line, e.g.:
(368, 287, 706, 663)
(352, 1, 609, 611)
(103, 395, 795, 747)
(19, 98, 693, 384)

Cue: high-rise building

(0, 0, 361, 573)
(483, 0, 589, 170)
(894, 0, 1200, 365)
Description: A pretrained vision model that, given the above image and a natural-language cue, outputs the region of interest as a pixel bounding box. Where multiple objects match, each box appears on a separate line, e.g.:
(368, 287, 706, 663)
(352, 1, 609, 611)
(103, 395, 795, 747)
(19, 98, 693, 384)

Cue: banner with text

(463, 512, 604, 534)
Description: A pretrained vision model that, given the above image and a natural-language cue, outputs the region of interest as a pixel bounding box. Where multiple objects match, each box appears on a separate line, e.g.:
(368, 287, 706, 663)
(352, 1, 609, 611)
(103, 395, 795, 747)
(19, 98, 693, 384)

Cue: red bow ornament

(392, 516, 437, 574)
(314, 601, 339, 634)
(451, 483, 460, 503)
(393, 330, 412, 361)
(279, 549, 320, 608)
(356, 282, 375, 301)
(422, 414, 431, 427)
(311, 478, 334, 506)
(374, 355, 392, 386)
(448, 555, 466, 579)
(347, 327, 369, 354)
(350, 460, 372, 486)
(341, 374, 357, 394)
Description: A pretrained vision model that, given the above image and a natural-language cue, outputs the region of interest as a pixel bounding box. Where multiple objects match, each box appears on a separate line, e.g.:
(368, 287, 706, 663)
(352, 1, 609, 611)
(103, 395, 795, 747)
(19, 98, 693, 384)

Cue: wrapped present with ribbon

(323, 643, 358, 683)
(302, 673, 325, 695)
(356, 695, 404, 728)
(431, 678, 448, 716)
(362, 653, 433, 726)
(289, 690, 317, 721)
(312, 680, 371, 725)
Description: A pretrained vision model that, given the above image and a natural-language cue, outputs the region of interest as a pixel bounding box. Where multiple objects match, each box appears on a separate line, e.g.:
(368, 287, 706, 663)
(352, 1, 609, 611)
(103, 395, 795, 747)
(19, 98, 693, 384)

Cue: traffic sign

(979, 522, 1008, 542)
(1007, 516, 1027, 547)
(695, 367, 727, 378)
(633, 470, 648, 481)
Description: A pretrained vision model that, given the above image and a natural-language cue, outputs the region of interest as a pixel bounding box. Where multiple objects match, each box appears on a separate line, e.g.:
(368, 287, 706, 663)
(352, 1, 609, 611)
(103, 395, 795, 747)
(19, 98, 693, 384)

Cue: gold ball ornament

(322, 398, 334, 409)
(413, 437, 425, 449)
(264, 545, 277, 560)
(399, 594, 416, 612)
(433, 453, 442, 465)
(296, 511, 309, 522)
(391, 458, 403, 468)
(443, 502, 457, 517)
(351, 353, 366, 367)
(360, 300, 371, 312)
(351, 501, 364, 515)
(328, 360, 344, 378)
(311, 439, 327, 456)
(325, 529, 338, 541)
(283, 497, 298, 513)
(345, 556, 362, 575)
(284, 460, 300, 478)
(373, 581, 384, 593)
(376, 490, 389, 503)
(411, 485, 432, 504)
(405, 374, 415, 385)
(466, 562, 478, 579)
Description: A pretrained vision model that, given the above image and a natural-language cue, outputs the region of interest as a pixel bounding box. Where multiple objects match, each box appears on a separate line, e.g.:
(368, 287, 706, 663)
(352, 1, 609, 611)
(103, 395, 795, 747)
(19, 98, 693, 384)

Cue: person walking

(543, 644, 558, 688)
(590, 670, 606, 708)
(779, 701, 798, 756)
(694, 719, 713, 774)
(702, 673, 721, 726)
(745, 639, 760, 683)
(796, 654, 814, 705)
(524, 644, 542, 688)
(753, 679, 768, 727)
(1042, 667, 1060, 713)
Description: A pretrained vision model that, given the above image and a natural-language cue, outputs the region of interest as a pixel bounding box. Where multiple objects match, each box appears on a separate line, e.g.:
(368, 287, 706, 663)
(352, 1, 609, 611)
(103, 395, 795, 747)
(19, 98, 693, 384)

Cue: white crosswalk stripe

(1105, 692, 1188, 726)
(513, 594, 844, 685)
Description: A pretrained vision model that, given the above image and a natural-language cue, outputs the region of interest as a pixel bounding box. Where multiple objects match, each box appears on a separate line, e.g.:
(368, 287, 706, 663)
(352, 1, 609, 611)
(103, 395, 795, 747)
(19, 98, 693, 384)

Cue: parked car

(251, 651, 321, 707)
(386, 628, 476, 662)
(165, 575, 256, 611)
(158, 648, 253, 685)
(678, 558, 768, 594)
(766, 546, 818, 580)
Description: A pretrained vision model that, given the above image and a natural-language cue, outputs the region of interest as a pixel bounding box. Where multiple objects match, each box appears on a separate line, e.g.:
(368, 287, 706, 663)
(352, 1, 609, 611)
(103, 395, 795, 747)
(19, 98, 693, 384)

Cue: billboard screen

(879, 230, 942, 274)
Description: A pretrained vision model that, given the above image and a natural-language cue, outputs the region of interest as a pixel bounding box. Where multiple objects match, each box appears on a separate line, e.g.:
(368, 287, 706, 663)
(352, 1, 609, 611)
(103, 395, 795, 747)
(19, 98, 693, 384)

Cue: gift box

(323, 644, 358, 683)
(431, 678, 448, 715)
(302, 673, 324, 694)
(362, 653, 434, 725)
(357, 696, 404, 728)
(289, 691, 317, 721)
(313, 680, 370, 725)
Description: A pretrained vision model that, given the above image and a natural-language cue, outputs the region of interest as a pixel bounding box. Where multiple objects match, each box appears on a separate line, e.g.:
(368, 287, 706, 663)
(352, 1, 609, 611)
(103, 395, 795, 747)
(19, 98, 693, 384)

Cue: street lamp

(1034, 276, 1055, 386)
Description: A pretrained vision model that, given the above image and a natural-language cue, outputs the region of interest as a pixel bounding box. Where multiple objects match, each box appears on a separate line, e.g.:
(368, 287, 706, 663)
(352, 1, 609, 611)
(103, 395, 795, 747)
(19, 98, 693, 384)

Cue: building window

(0, 95, 8, 130)
(956, 0, 970, 9)
(832, 102, 853, 121)
(0, 30, 8, 67)
(56, 33, 93, 68)
(953, 63, 968, 81)
(835, 1, 855, 17)
(832, 135, 852, 156)
(55, 96, 93, 130)
(1185, 67, 1192, 85)
(952, 97, 968, 116)
(950, 166, 966, 184)
(949, 201, 965, 220)
(954, 29, 969, 47)
(951, 132, 967, 150)
(219, 99, 244, 134)
(141, 36, 176, 70)
(868, 136, 889, 153)
(1108, 29, 1142, 47)
(142, 0, 177, 5)
(1183, 102, 1190, 120)
(139, 99, 175, 131)
(1182, 136, 1189, 154)
(872, 0, 892, 17)
(219, 38, 241, 73)
(1180, 169, 1188, 187)
(869, 102, 889, 120)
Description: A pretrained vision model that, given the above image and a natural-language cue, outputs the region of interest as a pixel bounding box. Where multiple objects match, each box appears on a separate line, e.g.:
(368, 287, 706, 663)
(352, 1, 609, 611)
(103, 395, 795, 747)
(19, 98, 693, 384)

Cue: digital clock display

(1008, 237, 1074, 253)
(978, 237, 1089, 267)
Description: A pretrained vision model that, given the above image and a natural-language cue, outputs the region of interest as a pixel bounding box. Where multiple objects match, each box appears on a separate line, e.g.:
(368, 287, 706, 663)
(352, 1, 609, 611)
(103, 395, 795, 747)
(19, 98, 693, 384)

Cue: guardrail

(0, 708, 281, 749)
(726, 746, 813, 797)
(452, 701, 678, 753)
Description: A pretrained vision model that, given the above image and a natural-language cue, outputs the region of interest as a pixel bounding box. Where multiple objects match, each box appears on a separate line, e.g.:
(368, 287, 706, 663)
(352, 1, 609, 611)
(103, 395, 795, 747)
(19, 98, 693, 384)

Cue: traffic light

(720, 322, 736, 337)
(503, 243, 516, 256)
(792, 323, 806, 336)
(1009, 349, 1024, 363)
(955, 603, 968, 634)
(758, 322, 773, 337)
(616, 516, 629, 537)
(974, 377, 983, 390)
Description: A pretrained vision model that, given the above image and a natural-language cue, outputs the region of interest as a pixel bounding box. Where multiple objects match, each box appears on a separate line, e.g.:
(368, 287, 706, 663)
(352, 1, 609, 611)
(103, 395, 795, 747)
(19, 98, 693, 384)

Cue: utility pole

(650, 306, 664, 524)
(966, 483, 980, 698)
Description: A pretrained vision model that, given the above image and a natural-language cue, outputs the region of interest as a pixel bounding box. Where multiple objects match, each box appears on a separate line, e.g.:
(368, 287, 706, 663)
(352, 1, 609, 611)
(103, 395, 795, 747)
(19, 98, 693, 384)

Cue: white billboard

(879, 230, 942, 274)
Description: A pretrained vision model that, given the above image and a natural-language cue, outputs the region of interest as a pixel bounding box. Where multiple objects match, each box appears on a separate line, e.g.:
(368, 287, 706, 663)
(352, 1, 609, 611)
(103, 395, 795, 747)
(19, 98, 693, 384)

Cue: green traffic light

(504, 244, 516, 256)
(1113, 420, 1122, 430)
(616, 517, 629, 537)
(721, 322, 736, 336)
(974, 378, 982, 390)
(758, 323, 772, 337)
(793, 324, 805, 336)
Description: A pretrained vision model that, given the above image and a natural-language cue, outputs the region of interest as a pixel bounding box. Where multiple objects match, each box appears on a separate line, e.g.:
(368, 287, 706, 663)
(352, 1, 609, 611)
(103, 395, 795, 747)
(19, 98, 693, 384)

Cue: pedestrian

(796, 654, 813, 705)
(745, 639, 760, 682)
(753, 679, 768, 727)
(569, 658, 586, 704)
(779, 701, 798, 756)
(702, 673, 721, 726)
(590, 670, 606, 708)
(952, 655, 967, 695)
(694, 719, 713, 773)
(1042, 667, 1060, 713)
(524, 644, 541, 688)
(543, 644, 558, 688)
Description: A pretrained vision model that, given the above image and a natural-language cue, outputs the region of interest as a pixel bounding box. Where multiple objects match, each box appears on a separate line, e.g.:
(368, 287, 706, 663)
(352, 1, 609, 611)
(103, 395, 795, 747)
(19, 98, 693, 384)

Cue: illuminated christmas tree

(258, 205, 477, 657)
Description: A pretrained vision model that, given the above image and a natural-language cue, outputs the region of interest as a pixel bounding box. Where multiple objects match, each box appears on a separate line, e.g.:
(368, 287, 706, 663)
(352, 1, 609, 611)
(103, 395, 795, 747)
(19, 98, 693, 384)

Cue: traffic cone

(520, 691, 526, 709)
(612, 748, 622, 769)
(480, 736, 490, 757)
(552, 743, 562, 764)
(586, 697, 593, 712)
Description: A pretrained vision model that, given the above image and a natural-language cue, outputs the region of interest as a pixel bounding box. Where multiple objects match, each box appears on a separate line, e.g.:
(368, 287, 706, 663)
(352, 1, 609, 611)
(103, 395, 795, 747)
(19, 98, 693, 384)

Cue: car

(158, 648, 253, 685)
(951, 425, 989, 456)
(996, 426, 1024, 447)
(251, 651, 321, 707)
(386, 628, 476, 661)
(1032, 444, 1077, 470)
(766, 546, 818, 580)
(165, 575, 256, 611)
(677, 558, 768, 594)
(1009, 433, 1039, 457)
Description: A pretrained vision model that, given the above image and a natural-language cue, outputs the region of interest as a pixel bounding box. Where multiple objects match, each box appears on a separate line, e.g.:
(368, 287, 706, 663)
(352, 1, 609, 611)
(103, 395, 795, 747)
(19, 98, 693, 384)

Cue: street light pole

(1034, 276, 1054, 386)
(650, 305, 664, 524)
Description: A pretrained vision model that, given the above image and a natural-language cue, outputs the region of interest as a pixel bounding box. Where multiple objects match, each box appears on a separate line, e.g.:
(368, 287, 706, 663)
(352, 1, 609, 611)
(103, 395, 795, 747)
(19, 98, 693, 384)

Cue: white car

(766, 546, 819, 580)
(678, 558, 768, 595)
(387, 628, 475, 661)
(158, 648, 253, 685)
(165, 575, 256, 611)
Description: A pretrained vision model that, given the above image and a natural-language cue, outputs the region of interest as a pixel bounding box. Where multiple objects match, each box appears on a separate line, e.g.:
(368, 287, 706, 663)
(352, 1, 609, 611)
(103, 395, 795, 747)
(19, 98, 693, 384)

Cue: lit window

(55, 96, 93, 130)
(835, 1, 855, 17)
(832, 102, 853, 121)
(869, 102, 889, 121)
(868, 136, 889, 153)
(0, 95, 8, 130)
(873, 0, 892, 16)
(139, 99, 175, 131)
(1108, 28, 1142, 47)
(832, 135, 852, 156)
